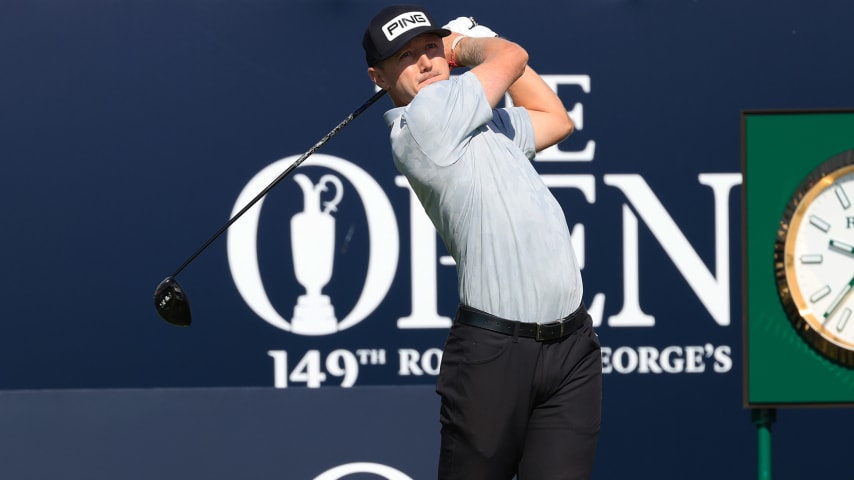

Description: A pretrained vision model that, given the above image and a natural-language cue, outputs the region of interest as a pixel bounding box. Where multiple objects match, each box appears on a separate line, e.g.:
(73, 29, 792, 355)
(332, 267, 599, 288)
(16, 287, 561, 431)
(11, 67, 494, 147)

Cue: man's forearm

(446, 34, 528, 107)
(449, 35, 526, 71)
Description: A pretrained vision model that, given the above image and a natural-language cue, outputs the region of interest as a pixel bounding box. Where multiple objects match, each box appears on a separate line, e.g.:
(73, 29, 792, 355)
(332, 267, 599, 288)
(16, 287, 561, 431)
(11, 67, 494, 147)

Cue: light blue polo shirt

(383, 72, 582, 323)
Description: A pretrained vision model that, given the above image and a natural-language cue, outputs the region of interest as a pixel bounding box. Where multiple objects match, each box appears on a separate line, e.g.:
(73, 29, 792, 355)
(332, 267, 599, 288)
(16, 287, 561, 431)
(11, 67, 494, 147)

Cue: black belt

(455, 303, 587, 342)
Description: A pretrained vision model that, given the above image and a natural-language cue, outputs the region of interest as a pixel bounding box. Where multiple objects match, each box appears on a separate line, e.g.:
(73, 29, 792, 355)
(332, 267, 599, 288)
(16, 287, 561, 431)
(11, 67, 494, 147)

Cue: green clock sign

(743, 109, 854, 407)
(774, 150, 854, 368)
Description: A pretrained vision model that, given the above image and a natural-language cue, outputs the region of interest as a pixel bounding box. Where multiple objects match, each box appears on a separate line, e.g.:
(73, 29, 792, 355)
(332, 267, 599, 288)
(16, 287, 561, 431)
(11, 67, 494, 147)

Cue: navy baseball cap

(363, 5, 450, 67)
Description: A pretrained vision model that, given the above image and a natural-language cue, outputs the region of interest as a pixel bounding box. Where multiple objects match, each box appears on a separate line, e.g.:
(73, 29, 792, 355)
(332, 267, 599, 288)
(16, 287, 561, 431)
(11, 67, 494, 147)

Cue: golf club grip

(169, 89, 388, 278)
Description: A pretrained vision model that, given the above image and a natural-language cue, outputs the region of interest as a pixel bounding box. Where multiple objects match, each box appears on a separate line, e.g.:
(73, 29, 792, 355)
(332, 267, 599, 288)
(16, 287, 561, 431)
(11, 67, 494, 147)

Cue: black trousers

(436, 305, 602, 480)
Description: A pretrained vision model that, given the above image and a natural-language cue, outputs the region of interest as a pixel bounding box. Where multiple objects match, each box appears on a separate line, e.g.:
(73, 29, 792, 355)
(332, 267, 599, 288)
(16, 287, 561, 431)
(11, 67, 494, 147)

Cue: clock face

(776, 150, 854, 367)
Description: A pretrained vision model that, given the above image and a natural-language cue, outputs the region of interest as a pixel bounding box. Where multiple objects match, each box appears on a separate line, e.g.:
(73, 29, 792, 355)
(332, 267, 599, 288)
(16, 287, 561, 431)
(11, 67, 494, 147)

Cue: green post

(752, 408, 776, 480)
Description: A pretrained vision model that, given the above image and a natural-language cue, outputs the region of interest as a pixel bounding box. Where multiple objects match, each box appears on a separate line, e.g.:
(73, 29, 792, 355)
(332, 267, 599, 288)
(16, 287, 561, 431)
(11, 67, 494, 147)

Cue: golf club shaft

(169, 89, 388, 278)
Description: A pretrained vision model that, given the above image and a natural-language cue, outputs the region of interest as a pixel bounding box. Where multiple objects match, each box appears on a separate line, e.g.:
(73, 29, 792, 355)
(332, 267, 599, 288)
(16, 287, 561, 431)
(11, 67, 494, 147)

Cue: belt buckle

(536, 320, 565, 341)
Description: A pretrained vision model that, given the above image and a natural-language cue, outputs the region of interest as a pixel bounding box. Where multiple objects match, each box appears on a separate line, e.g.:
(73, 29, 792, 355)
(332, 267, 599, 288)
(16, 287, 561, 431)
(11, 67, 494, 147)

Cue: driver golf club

(154, 89, 387, 326)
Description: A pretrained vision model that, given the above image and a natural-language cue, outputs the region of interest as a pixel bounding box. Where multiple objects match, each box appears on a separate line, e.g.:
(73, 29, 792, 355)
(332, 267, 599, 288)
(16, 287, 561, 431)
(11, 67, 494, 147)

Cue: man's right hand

(443, 16, 499, 38)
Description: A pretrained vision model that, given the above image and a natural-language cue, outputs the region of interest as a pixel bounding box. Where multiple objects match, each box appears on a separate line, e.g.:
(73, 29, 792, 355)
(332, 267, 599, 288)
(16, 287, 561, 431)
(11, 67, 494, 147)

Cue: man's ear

(368, 67, 387, 90)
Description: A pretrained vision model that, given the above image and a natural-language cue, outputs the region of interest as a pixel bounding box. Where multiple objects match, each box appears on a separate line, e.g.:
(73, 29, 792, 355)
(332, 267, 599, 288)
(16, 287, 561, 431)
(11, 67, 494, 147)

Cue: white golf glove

(442, 16, 499, 38)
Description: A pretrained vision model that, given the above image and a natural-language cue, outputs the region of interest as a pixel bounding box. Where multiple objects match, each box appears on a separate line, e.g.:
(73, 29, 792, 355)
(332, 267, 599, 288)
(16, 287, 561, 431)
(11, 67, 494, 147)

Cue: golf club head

(154, 276, 191, 326)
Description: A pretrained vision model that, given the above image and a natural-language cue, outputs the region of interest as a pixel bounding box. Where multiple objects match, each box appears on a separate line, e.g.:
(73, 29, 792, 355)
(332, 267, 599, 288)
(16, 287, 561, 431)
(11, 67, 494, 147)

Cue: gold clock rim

(775, 152, 854, 368)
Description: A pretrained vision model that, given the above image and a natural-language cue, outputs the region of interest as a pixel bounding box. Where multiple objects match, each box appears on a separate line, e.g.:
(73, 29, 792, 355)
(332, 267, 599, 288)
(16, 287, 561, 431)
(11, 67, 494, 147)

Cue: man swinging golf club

(363, 5, 602, 479)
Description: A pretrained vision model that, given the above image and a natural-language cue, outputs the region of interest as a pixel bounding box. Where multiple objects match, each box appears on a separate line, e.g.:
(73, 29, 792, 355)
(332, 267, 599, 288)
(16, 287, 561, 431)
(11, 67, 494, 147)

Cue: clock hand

(829, 239, 854, 256)
(824, 275, 854, 320)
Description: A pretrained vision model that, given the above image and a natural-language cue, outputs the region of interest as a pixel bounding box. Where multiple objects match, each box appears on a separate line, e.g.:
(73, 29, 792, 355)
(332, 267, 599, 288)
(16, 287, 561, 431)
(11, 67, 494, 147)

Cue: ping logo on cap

(382, 11, 431, 41)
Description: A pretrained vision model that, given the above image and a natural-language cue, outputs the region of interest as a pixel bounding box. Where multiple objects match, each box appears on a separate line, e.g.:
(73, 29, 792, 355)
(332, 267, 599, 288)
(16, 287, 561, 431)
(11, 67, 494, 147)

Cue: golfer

(363, 5, 602, 479)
